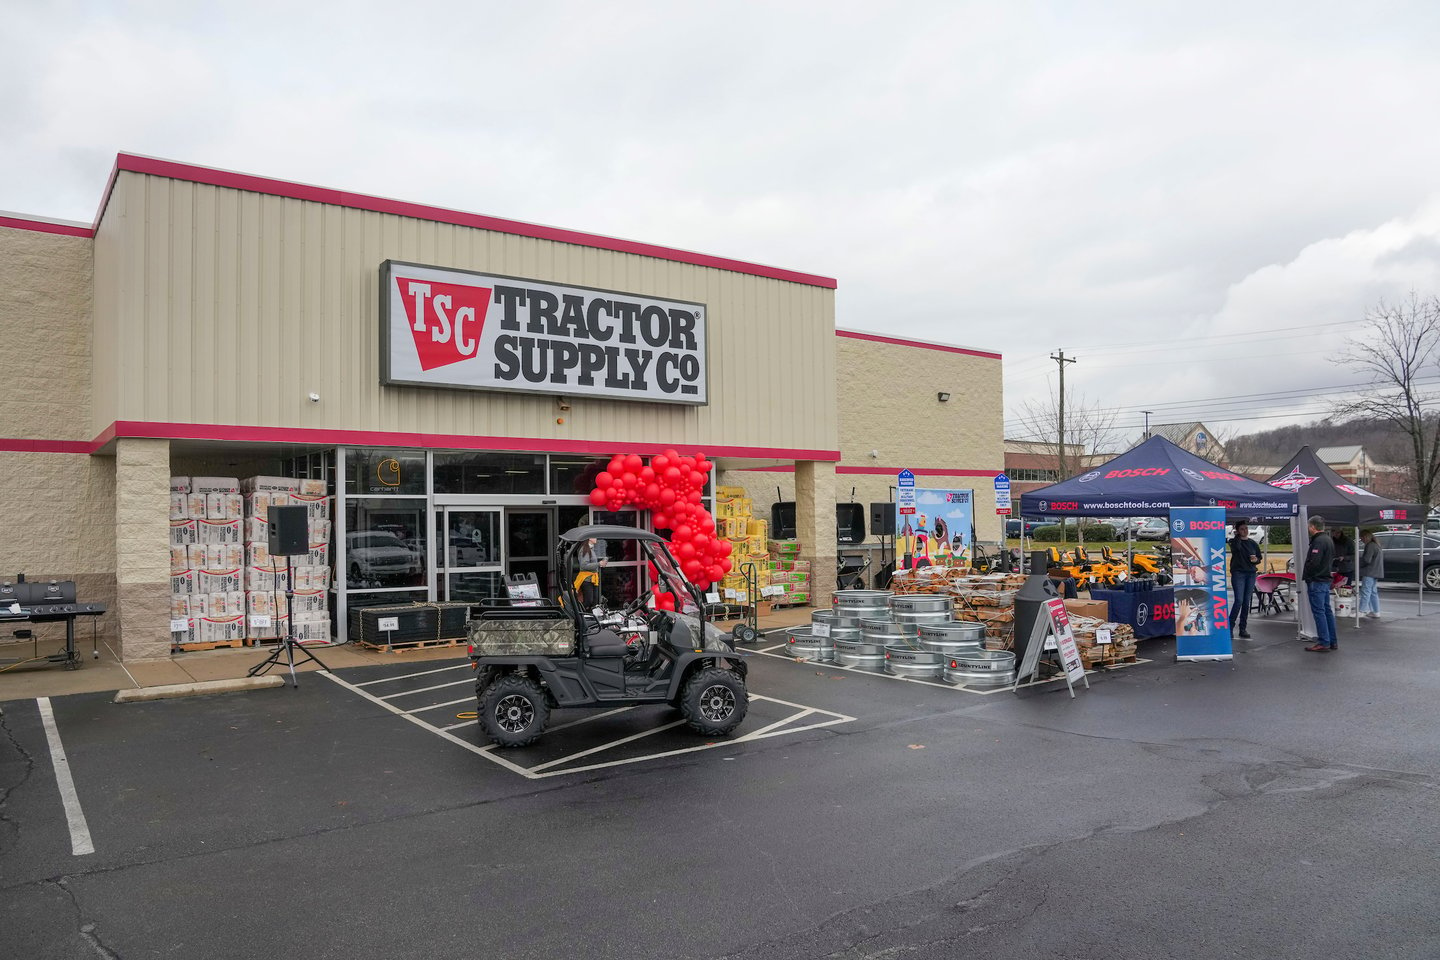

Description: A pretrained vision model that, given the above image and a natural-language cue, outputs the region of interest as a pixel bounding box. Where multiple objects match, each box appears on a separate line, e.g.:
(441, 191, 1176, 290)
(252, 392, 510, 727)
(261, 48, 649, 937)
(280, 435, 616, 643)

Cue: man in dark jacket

(1302, 516, 1338, 651)
(1229, 522, 1263, 639)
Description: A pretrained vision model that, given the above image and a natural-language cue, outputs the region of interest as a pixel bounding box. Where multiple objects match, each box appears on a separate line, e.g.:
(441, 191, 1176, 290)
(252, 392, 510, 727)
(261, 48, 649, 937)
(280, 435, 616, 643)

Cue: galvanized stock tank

(811, 609, 862, 643)
(917, 620, 986, 656)
(883, 638, 946, 680)
(887, 594, 953, 626)
(943, 649, 1017, 687)
(832, 589, 891, 621)
(782, 625, 834, 662)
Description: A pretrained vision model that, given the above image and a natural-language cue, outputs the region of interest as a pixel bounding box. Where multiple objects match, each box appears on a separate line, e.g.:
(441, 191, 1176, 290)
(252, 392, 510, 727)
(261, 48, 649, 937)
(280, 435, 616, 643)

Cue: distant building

(1147, 422, 1226, 463)
(1003, 439, 1103, 495)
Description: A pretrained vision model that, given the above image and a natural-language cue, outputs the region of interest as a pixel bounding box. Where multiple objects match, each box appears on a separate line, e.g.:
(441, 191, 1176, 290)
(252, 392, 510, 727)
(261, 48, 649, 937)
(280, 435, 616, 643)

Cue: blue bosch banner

(1169, 507, 1233, 661)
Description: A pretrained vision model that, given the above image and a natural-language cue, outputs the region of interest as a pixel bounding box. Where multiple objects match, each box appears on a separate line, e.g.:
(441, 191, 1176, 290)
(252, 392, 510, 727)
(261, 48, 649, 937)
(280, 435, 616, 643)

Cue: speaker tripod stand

(248, 555, 328, 687)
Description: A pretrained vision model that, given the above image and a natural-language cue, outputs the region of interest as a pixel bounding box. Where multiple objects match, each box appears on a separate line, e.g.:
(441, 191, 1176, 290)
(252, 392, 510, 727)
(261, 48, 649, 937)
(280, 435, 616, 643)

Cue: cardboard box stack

(714, 486, 772, 602)
(169, 477, 247, 648)
(764, 540, 811, 606)
(240, 476, 333, 643)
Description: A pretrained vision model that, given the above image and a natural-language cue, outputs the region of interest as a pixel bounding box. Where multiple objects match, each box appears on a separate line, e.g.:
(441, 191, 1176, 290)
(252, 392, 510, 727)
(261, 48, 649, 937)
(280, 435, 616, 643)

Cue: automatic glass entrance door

(505, 509, 555, 598)
(440, 508, 504, 603)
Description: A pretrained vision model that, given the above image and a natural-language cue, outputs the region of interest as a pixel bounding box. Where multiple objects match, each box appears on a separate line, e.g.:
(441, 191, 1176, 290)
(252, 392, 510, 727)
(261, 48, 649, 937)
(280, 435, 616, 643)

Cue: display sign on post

(895, 488, 975, 569)
(896, 469, 916, 515)
(994, 472, 1012, 515)
(1169, 507, 1233, 661)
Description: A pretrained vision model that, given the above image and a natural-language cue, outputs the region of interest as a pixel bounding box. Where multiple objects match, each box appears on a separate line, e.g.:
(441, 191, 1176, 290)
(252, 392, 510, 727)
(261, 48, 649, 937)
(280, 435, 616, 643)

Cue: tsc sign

(380, 261, 708, 405)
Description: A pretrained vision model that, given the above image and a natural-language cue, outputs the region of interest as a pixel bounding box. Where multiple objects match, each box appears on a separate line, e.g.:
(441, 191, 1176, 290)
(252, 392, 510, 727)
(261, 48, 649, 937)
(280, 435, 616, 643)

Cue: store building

(1, 153, 1001, 662)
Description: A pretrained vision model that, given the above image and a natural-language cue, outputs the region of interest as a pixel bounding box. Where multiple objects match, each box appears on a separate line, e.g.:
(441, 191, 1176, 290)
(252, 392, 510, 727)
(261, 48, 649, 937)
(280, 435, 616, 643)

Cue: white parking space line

(409, 697, 474, 714)
(378, 679, 472, 700)
(36, 698, 94, 856)
(753, 647, 1150, 694)
(319, 672, 537, 779)
(356, 663, 470, 687)
(529, 720, 688, 773)
(327, 671, 856, 781)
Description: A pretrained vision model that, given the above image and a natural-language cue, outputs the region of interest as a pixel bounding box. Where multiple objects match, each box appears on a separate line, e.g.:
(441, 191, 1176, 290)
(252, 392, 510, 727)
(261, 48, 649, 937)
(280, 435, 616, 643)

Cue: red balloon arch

(585, 450, 733, 610)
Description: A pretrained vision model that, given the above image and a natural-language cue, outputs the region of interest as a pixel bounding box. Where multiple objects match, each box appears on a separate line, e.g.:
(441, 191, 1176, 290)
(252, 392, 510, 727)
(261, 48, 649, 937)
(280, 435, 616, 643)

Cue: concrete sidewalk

(0, 604, 817, 703)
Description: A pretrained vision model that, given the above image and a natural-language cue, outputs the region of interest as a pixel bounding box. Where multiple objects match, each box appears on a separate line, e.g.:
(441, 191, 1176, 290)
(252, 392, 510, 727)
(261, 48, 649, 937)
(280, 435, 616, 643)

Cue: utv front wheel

(480, 674, 550, 748)
(680, 668, 748, 736)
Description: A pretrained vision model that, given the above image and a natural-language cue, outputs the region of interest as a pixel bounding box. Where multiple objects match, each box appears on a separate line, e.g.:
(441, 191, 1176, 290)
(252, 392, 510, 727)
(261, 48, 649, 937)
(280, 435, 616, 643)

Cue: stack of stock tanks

(783, 589, 1016, 688)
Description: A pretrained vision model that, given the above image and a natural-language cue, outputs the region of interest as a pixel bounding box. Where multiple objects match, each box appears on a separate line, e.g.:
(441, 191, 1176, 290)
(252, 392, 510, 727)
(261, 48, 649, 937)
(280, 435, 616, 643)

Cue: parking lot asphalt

(3, 598, 1440, 960)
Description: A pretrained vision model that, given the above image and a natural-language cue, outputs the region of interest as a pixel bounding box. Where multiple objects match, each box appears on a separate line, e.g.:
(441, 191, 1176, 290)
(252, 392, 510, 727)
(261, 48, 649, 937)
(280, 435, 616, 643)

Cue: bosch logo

(1172, 519, 1186, 533)
(1039, 502, 1048, 511)
(1189, 521, 1225, 530)
(1078, 471, 1101, 483)
(1182, 468, 1203, 481)
(1137, 604, 1148, 625)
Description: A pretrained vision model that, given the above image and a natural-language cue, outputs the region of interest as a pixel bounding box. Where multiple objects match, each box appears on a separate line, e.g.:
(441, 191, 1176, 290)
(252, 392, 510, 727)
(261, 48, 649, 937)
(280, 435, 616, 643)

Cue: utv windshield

(641, 541, 701, 612)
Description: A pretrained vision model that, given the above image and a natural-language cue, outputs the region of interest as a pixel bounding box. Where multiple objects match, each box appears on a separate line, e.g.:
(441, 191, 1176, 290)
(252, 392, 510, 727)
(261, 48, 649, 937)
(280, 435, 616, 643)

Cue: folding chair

(1254, 575, 1290, 616)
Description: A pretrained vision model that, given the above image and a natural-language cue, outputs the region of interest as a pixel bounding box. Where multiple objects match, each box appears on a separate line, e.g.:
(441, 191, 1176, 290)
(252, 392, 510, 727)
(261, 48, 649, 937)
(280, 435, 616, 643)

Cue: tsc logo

(396, 277, 492, 371)
(1269, 468, 1319, 492)
(1078, 471, 1101, 483)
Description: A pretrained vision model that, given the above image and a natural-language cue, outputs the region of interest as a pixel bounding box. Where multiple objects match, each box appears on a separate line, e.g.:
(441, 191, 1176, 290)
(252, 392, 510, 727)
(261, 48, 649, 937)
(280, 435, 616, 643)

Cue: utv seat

(583, 627, 628, 658)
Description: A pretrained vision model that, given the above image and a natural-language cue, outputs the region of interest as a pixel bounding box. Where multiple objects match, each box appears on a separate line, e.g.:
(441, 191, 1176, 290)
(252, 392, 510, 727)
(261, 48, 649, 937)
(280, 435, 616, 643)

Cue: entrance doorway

(439, 507, 503, 603)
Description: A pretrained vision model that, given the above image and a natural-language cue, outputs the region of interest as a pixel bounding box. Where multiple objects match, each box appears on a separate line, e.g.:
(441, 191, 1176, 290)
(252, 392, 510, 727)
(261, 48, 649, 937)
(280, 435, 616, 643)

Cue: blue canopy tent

(1019, 435, 1298, 521)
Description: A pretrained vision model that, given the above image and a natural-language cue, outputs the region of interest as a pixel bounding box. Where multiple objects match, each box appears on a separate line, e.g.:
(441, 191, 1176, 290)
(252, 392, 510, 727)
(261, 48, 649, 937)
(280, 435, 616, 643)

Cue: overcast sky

(6, 1, 1440, 450)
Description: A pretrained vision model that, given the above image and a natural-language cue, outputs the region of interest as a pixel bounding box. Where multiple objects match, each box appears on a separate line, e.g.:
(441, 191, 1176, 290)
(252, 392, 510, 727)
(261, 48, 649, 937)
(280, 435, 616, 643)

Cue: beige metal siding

(91, 172, 838, 454)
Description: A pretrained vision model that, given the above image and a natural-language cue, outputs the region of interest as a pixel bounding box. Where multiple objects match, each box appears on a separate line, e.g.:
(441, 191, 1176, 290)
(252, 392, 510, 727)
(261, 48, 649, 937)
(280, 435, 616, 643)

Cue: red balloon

(677, 542, 696, 560)
(595, 472, 614, 489)
(621, 473, 637, 489)
(697, 516, 715, 534)
(682, 559, 702, 578)
(690, 471, 705, 488)
(588, 489, 607, 506)
(658, 488, 676, 506)
(687, 491, 703, 504)
(652, 455, 670, 472)
(664, 449, 680, 462)
(699, 460, 713, 473)
(706, 564, 723, 581)
(716, 538, 732, 555)
(656, 593, 676, 612)
(639, 466, 656, 483)
(644, 483, 661, 501)
(720, 558, 733, 573)
(663, 466, 682, 484)
(624, 454, 643, 473)
(674, 524, 693, 541)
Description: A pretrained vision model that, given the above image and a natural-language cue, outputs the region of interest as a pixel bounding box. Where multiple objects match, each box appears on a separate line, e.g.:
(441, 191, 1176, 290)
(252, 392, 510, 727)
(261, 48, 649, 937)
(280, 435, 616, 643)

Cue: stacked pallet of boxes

(714, 487, 771, 603)
(765, 540, 811, 607)
(169, 477, 247, 650)
(240, 476, 333, 644)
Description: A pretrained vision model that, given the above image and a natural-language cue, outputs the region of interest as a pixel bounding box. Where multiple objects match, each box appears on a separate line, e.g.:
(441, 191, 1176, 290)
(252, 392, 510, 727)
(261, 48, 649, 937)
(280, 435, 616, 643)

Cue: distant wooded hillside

(1225, 418, 1413, 466)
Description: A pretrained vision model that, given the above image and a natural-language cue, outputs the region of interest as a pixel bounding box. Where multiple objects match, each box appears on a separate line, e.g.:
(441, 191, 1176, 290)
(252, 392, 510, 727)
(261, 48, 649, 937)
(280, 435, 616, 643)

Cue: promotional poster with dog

(896, 489, 974, 570)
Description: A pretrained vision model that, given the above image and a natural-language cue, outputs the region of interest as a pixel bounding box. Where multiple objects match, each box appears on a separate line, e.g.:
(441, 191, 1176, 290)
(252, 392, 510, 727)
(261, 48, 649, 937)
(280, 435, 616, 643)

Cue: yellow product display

(747, 518, 768, 537)
(716, 485, 747, 498)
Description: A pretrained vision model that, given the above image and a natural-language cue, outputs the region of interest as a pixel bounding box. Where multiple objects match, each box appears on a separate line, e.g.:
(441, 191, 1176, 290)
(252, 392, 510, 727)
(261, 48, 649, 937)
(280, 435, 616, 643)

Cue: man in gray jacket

(1358, 529, 1384, 619)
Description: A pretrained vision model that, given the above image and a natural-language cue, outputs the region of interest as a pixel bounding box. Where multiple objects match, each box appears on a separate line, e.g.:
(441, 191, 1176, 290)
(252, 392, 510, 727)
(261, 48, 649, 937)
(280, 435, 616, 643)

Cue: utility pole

(1142, 410, 1153, 439)
(1051, 349, 1077, 545)
(1050, 349, 1077, 477)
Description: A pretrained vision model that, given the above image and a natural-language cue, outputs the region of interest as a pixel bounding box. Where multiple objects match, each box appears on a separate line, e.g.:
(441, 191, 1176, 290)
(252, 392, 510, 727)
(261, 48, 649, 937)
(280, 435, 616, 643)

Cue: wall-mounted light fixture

(937, 392, 951, 402)
(556, 397, 572, 412)
(308, 392, 321, 403)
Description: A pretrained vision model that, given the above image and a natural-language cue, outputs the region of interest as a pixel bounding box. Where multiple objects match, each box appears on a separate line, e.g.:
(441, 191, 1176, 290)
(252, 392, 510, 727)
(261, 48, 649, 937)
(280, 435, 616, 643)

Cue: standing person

(1358, 529, 1384, 619)
(1303, 516, 1338, 652)
(574, 537, 606, 609)
(1229, 522, 1263, 639)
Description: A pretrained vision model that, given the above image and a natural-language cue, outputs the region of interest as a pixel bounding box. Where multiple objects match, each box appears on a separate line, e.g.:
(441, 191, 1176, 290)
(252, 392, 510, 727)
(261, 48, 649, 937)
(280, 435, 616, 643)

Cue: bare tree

(1012, 387, 1124, 541)
(1337, 292, 1440, 507)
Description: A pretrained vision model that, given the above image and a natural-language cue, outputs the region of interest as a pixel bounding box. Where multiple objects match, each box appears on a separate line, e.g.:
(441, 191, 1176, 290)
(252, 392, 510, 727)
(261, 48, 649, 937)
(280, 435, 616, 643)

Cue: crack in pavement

(0, 703, 37, 858)
(47, 876, 123, 959)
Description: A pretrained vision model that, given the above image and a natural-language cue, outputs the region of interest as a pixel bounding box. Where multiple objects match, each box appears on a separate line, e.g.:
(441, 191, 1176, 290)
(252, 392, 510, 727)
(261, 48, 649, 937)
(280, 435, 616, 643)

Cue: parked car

(345, 530, 422, 580)
(1370, 530, 1440, 589)
(1225, 524, 1268, 545)
(1004, 517, 1048, 538)
(1134, 517, 1170, 541)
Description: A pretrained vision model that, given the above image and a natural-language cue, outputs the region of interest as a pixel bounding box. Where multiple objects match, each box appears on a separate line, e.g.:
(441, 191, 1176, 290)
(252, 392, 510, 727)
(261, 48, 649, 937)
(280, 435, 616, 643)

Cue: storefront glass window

(434, 452, 547, 495)
(345, 449, 426, 495)
(343, 498, 428, 589)
(549, 456, 606, 497)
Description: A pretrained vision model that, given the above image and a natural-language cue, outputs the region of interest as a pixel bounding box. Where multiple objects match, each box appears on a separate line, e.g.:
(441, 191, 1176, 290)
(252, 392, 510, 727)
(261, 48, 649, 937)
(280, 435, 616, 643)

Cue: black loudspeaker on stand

(248, 505, 327, 687)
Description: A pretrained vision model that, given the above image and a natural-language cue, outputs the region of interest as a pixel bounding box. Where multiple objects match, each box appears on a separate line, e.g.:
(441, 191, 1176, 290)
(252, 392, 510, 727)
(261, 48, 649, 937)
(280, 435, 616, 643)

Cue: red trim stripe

(737, 464, 1000, 477)
(69, 421, 839, 462)
(837, 329, 1001, 360)
(0, 215, 93, 239)
(109, 155, 837, 289)
(0, 438, 92, 453)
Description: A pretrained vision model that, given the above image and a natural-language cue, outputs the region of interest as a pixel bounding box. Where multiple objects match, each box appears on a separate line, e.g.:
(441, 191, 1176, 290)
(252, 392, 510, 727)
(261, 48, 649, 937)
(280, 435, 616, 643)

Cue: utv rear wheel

(680, 668, 747, 736)
(479, 674, 550, 748)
